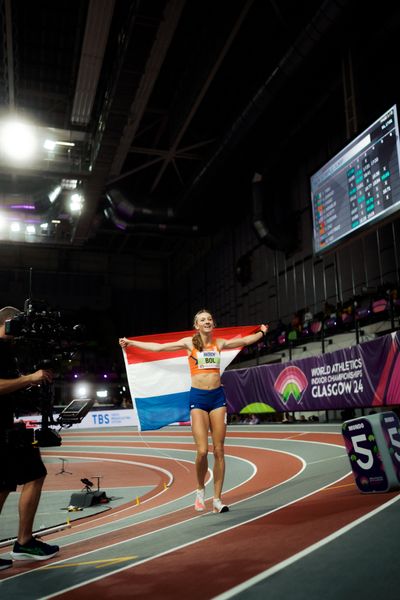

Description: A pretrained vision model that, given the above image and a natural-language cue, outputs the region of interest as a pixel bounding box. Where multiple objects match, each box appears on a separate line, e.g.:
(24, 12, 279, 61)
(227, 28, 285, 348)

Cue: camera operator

(0, 306, 59, 570)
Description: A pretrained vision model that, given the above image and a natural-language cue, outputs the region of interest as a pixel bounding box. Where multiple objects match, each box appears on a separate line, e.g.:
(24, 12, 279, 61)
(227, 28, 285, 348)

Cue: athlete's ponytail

(192, 332, 203, 352)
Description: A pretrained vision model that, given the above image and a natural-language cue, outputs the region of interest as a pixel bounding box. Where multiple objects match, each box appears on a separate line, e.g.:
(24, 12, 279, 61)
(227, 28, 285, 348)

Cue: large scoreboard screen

(310, 105, 400, 254)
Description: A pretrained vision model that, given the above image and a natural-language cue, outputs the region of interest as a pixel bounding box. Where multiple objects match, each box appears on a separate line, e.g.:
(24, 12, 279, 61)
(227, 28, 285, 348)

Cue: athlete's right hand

(119, 337, 129, 348)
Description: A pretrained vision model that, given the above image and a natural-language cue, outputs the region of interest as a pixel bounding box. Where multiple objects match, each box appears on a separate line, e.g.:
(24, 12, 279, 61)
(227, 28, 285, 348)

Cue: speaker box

(69, 490, 108, 508)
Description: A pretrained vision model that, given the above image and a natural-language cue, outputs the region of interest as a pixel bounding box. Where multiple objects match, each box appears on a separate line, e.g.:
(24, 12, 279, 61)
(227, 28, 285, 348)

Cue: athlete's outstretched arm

(218, 324, 269, 350)
(119, 336, 191, 352)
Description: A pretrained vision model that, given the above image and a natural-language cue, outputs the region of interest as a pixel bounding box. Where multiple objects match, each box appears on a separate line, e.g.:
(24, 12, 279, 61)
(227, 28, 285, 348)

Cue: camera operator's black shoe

(0, 557, 12, 570)
(11, 537, 59, 561)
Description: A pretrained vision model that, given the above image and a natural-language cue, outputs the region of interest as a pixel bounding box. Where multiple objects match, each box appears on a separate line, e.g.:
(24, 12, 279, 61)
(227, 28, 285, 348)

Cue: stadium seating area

(235, 284, 400, 367)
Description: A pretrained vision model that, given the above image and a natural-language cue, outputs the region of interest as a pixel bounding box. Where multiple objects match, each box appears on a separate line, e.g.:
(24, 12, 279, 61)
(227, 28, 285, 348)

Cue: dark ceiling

(1, 0, 399, 259)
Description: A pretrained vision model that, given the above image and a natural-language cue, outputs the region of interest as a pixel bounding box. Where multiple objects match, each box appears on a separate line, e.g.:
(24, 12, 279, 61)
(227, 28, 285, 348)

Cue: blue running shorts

(189, 386, 227, 413)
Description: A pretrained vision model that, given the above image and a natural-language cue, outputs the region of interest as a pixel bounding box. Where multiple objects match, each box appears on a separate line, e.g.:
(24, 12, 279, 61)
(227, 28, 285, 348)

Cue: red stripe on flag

(123, 325, 260, 365)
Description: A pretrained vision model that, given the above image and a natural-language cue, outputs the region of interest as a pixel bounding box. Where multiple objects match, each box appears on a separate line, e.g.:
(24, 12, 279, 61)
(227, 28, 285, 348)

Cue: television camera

(5, 298, 93, 447)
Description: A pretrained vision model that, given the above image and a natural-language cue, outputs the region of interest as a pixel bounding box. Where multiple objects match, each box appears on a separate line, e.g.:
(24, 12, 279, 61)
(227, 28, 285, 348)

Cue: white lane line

(43, 451, 257, 539)
(38, 469, 351, 600)
(44, 445, 298, 540)
(212, 492, 400, 600)
(41, 437, 340, 539)
(9, 436, 347, 593)
(284, 432, 309, 439)
(229, 436, 344, 448)
(2, 446, 302, 585)
(42, 440, 334, 541)
(42, 452, 199, 529)
(43, 454, 175, 500)
(0, 456, 253, 584)
(308, 454, 347, 465)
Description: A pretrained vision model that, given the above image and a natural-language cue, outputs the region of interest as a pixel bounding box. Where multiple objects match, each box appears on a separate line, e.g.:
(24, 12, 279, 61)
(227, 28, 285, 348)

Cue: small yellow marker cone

(136, 496, 140, 505)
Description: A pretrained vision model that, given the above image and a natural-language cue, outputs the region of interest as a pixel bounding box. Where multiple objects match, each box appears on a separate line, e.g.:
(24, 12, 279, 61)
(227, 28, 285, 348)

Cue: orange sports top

(188, 341, 221, 376)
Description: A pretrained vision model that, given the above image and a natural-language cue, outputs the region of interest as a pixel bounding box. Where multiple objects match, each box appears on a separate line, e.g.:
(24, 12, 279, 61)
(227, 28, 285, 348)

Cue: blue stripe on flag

(135, 391, 190, 431)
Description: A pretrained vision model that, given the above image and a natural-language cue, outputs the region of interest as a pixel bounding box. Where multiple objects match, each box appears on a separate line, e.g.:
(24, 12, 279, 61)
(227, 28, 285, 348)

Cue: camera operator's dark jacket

(0, 339, 20, 432)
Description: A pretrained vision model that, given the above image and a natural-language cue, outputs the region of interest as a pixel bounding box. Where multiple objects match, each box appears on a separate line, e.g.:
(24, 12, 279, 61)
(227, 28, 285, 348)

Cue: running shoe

(194, 488, 206, 511)
(0, 557, 12, 570)
(213, 498, 229, 513)
(11, 538, 59, 561)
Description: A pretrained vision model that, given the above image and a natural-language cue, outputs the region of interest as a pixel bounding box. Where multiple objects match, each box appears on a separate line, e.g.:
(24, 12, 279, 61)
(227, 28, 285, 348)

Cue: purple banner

(222, 331, 400, 414)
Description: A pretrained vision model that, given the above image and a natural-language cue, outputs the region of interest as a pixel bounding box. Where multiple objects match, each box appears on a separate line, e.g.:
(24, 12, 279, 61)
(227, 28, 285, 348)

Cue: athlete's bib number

(197, 351, 220, 370)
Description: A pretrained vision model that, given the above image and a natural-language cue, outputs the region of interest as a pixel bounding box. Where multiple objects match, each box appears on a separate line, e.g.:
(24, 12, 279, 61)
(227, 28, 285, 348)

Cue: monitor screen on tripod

(58, 398, 94, 424)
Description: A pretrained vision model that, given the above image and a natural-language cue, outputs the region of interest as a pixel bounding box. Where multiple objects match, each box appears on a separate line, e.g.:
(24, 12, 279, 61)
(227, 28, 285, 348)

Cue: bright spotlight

(61, 179, 78, 189)
(26, 224, 36, 234)
(10, 222, 21, 232)
(0, 120, 38, 162)
(76, 384, 89, 398)
(48, 185, 62, 203)
(69, 193, 84, 213)
(44, 139, 56, 151)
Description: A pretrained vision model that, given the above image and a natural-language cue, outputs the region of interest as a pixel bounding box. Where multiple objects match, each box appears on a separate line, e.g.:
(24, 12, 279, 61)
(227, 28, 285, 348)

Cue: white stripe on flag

(126, 350, 240, 399)
(127, 356, 190, 397)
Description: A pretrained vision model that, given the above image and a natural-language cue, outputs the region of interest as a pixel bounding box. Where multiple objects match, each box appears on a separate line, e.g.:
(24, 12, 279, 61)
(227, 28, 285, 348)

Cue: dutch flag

(121, 325, 259, 430)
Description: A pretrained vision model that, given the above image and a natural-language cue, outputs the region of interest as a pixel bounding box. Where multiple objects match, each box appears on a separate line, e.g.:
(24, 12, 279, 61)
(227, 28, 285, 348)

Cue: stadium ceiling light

(69, 192, 84, 213)
(26, 224, 36, 234)
(10, 222, 21, 232)
(43, 139, 56, 150)
(44, 139, 75, 149)
(48, 185, 62, 203)
(0, 119, 38, 162)
(61, 179, 78, 189)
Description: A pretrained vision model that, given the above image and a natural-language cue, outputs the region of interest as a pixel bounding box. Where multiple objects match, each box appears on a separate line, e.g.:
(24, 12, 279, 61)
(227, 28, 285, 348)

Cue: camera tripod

(56, 457, 72, 475)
